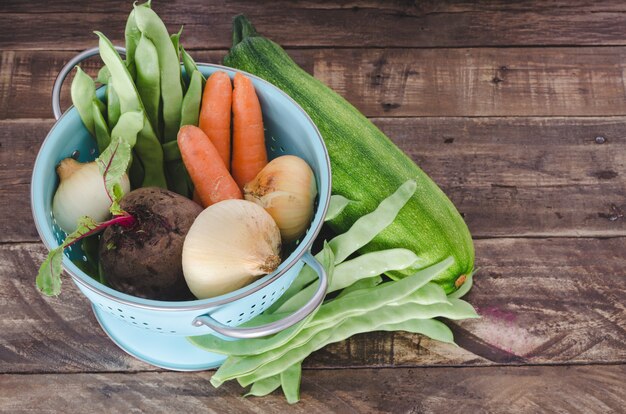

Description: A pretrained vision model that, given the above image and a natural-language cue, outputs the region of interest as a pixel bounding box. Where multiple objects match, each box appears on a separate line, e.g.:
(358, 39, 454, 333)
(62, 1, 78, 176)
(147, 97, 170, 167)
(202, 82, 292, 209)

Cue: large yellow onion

(182, 199, 282, 299)
(244, 155, 317, 243)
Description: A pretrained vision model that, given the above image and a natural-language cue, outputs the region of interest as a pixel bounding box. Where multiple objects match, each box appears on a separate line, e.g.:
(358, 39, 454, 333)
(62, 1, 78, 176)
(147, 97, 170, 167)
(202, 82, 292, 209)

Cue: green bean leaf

(280, 363, 302, 404)
(325, 195, 352, 221)
(329, 179, 416, 264)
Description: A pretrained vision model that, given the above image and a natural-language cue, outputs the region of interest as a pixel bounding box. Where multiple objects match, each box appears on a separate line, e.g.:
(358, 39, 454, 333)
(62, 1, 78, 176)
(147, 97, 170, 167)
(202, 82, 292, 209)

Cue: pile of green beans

(71, 0, 205, 197)
(188, 180, 478, 403)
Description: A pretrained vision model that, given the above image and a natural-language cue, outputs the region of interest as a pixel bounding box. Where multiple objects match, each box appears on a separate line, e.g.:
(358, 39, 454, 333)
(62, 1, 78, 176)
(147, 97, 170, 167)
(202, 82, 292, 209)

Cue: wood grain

(0, 365, 624, 413)
(4, 117, 624, 243)
(1, 238, 623, 374)
(7, 47, 626, 119)
(4, 1, 626, 49)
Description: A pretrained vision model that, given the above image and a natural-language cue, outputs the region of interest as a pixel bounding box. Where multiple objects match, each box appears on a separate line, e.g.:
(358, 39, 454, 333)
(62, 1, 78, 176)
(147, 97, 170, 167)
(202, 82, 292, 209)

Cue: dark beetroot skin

(99, 187, 203, 301)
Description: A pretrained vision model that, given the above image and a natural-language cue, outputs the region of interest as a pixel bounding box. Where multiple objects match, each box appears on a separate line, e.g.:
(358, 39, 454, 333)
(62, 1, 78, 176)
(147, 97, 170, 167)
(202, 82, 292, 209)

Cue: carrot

(178, 125, 242, 207)
(198, 71, 232, 170)
(231, 72, 268, 189)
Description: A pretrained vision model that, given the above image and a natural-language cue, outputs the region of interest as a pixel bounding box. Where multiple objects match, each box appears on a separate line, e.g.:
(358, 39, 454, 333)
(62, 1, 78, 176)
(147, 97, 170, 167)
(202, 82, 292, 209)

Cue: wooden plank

(1, 238, 623, 373)
(3, 117, 624, 243)
(4, 1, 626, 49)
(6, 47, 626, 120)
(0, 365, 624, 413)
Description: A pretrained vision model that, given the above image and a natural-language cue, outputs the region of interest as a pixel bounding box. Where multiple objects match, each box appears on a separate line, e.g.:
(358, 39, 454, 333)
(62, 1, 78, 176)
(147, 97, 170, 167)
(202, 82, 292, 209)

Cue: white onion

(52, 158, 130, 233)
(182, 199, 282, 299)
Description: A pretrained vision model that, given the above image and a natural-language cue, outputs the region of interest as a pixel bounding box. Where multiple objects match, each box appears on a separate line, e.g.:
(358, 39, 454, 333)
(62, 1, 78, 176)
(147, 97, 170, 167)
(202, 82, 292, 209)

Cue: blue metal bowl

(31, 58, 331, 370)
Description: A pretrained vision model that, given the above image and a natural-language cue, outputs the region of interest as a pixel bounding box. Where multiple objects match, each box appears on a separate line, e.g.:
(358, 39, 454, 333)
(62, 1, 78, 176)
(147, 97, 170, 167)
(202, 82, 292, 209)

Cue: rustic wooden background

(1, 1, 625, 412)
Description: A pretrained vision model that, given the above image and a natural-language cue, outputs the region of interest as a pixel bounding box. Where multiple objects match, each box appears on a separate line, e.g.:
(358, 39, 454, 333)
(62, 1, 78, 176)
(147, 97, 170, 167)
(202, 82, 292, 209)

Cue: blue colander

(31, 47, 331, 371)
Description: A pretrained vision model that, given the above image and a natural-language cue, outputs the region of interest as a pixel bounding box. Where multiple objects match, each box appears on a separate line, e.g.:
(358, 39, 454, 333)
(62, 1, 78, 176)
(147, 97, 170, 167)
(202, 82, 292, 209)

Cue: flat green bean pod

(210, 259, 453, 383)
(91, 100, 110, 153)
(335, 275, 382, 299)
(244, 375, 281, 398)
(135, 33, 161, 135)
(106, 83, 121, 129)
(133, 4, 183, 143)
(329, 179, 416, 264)
(71, 66, 104, 137)
(325, 195, 352, 221)
(182, 46, 206, 86)
(96, 32, 167, 189)
(232, 298, 477, 387)
(280, 363, 302, 404)
(123, 1, 151, 80)
(275, 248, 419, 314)
(180, 70, 203, 127)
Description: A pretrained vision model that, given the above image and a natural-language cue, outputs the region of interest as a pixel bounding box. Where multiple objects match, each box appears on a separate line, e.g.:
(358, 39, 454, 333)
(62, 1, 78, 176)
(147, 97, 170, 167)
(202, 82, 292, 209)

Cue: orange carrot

(198, 71, 232, 170)
(178, 125, 242, 207)
(192, 189, 202, 206)
(231, 72, 268, 190)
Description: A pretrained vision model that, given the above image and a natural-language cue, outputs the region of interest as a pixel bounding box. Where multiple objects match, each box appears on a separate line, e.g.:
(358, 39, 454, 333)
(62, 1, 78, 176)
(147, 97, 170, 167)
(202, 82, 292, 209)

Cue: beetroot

(99, 187, 202, 301)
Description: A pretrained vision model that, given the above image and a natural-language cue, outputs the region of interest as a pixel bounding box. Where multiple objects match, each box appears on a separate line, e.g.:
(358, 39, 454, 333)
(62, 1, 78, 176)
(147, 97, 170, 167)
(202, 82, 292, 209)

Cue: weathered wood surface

(2, 0, 626, 410)
(1, 238, 623, 374)
(8, 48, 626, 119)
(4, 1, 626, 49)
(0, 365, 624, 413)
(2, 118, 623, 243)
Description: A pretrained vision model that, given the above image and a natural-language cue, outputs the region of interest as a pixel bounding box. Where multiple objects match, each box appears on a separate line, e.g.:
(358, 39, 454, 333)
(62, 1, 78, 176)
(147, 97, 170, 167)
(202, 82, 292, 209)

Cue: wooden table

(1, 1, 625, 412)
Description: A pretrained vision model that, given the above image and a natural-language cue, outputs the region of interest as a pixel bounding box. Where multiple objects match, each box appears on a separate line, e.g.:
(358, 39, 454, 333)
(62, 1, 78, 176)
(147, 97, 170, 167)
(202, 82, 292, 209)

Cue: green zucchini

(223, 16, 474, 293)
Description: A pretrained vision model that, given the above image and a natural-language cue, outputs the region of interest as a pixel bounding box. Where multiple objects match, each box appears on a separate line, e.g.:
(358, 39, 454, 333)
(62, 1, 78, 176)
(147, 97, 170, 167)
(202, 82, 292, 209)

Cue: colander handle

(192, 252, 328, 339)
(52, 46, 126, 120)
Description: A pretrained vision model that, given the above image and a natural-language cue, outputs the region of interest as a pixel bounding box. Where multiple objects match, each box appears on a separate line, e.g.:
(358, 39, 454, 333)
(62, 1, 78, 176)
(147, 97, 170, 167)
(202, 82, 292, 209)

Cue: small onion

(244, 155, 317, 243)
(182, 199, 282, 299)
(52, 158, 130, 233)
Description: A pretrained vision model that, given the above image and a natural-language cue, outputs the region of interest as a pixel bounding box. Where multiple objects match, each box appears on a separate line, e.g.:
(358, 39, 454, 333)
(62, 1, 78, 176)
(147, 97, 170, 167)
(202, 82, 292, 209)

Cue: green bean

(170, 27, 184, 91)
(224, 298, 477, 387)
(270, 181, 415, 312)
(133, 4, 183, 143)
(182, 46, 206, 86)
(329, 179, 416, 264)
(96, 32, 167, 189)
(96, 65, 110, 85)
(335, 275, 382, 299)
(378, 318, 455, 344)
(325, 195, 351, 221)
(111, 111, 144, 147)
(91, 100, 110, 153)
(244, 375, 281, 398)
(280, 363, 302, 404)
(70, 66, 103, 137)
(448, 268, 476, 300)
(124, 2, 151, 80)
(245, 318, 453, 403)
(135, 33, 161, 135)
(275, 248, 419, 314)
(209, 259, 452, 382)
(180, 70, 202, 127)
(106, 83, 121, 129)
